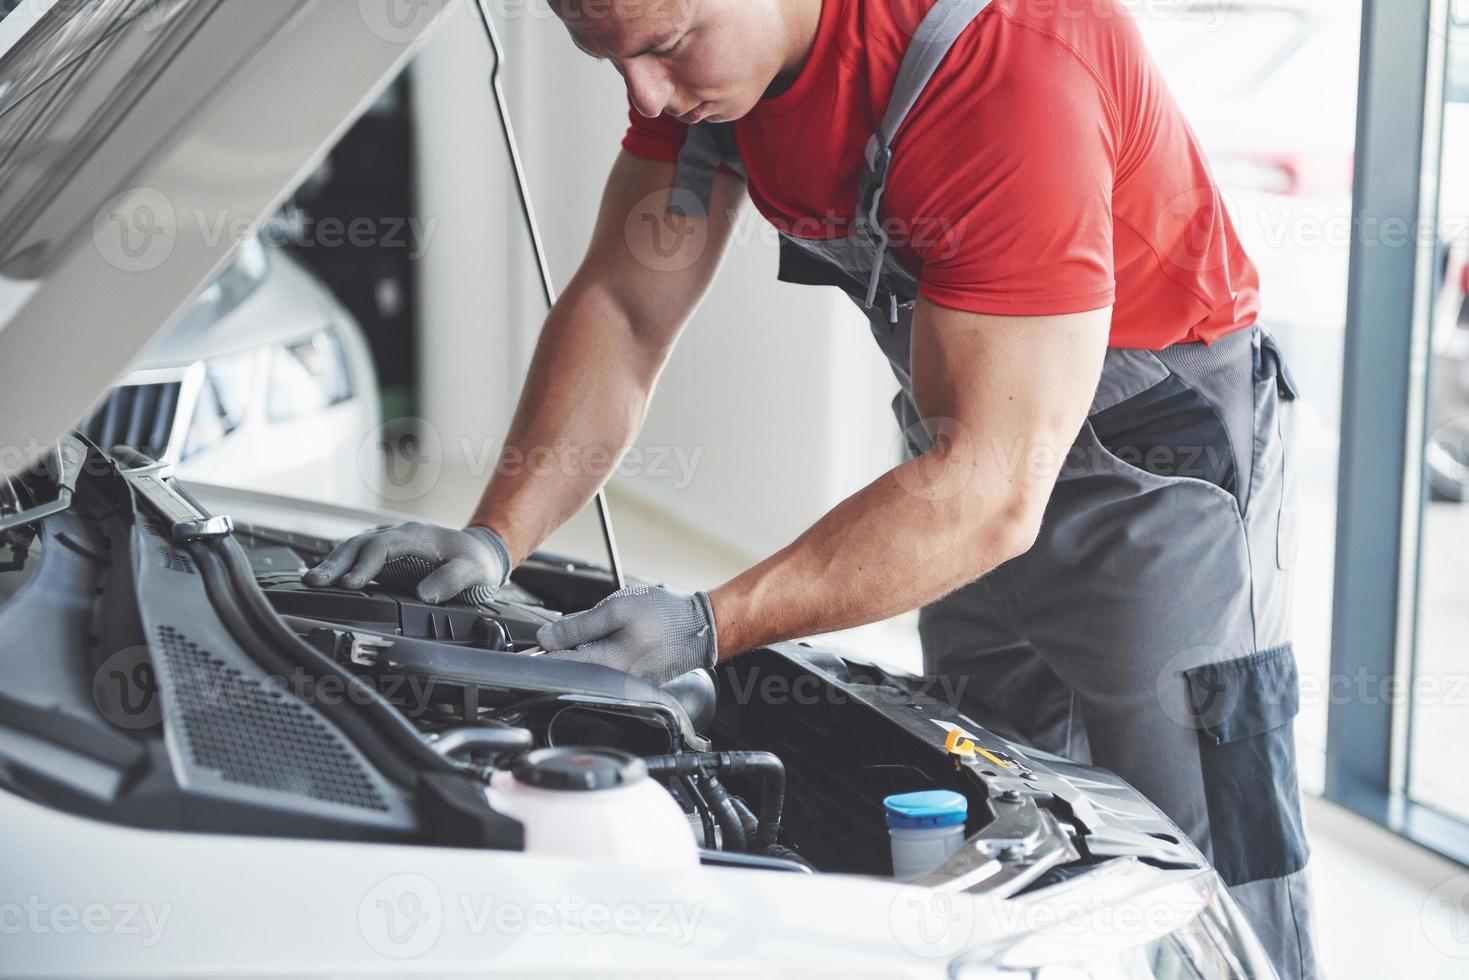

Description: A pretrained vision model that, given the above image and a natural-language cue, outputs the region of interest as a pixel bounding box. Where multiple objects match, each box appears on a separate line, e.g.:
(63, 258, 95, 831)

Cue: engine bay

(242, 521, 822, 869)
(0, 441, 1206, 890)
(232, 524, 1139, 882)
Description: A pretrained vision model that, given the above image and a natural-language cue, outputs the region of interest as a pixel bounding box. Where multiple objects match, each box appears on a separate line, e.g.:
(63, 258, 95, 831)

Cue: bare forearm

(708, 454, 1037, 657)
(467, 154, 743, 564)
(709, 302, 1110, 660)
(467, 284, 667, 564)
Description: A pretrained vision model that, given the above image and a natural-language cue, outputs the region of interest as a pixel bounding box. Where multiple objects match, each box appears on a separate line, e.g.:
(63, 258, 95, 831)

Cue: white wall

(410, 3, 528, 470)
(410, 1, 898, 561)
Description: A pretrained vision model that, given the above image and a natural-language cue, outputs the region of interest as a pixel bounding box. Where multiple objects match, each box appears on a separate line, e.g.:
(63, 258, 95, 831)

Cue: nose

(622, 58, 675, 118)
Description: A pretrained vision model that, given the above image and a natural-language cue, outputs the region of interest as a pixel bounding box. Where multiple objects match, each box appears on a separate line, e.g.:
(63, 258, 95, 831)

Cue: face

(556, 0, 792, 124)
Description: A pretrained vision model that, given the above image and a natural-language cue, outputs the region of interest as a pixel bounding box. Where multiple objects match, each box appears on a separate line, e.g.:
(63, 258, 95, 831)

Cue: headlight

(182, 350, 252, 459)
(265, 327, 353, 423)
(952, 864, 1275, 980)
(179, 327, 355, 460)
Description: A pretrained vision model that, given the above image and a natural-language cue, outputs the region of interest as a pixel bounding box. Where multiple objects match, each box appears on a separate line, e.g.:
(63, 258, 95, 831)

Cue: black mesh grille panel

(161, 550, 195, 574)
(80, 382, 181, 460)
(155, 625, 389, 812)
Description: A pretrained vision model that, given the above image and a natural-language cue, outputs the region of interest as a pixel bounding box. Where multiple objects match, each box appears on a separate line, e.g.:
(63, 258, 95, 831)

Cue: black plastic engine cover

(262, 581, 555, 649)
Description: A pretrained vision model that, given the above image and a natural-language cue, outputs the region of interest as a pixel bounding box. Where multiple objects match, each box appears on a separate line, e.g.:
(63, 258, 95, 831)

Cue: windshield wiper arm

(0, 435, 84, 531)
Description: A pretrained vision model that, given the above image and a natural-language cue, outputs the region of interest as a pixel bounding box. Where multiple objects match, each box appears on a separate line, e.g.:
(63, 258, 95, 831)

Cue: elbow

(917, 459, 1048, 574)
(993, 511, 1040, 564)
(983, 491, 1047, 567)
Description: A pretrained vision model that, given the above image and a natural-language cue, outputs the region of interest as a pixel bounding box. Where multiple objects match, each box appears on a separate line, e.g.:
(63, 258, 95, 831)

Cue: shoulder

(884, 2, 1131, 182)
(872, 0, 1157, 131)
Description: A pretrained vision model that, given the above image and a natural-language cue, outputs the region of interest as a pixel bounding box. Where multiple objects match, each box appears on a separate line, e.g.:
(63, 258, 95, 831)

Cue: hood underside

(0, 0, 451, 479)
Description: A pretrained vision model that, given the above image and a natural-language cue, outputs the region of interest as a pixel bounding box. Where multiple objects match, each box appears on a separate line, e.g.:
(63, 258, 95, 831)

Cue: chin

(717, 96, 760, 122)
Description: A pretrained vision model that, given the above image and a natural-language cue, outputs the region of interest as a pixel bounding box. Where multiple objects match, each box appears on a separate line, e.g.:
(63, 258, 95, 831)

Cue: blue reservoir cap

(883, 790, 968, 830)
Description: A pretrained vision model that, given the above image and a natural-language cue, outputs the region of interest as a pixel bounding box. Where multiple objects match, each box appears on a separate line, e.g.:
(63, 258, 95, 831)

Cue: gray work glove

(538, 586, 718, 686)
(303, 521, 511, 605)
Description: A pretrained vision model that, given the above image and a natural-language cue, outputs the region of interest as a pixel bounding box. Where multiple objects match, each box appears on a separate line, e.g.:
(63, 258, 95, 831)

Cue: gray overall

(671, 1, 1316, 975)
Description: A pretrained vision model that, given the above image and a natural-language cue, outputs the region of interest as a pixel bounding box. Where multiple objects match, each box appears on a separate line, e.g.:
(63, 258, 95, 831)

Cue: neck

(766, 0, 823, 99)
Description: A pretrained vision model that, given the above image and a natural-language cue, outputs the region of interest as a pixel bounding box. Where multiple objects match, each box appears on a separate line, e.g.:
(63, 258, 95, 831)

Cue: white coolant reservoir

(488, 748, 699, 869)
(885, 790, 969, 879)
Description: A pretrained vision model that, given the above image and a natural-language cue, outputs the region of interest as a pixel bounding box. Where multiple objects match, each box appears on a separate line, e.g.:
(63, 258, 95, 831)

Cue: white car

(1427, 16, 1469, 500)
(76, 234, 382, 509)
(0, 1, 1276, 977)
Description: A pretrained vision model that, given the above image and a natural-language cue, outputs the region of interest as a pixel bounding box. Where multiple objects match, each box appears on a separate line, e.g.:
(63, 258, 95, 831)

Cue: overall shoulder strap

(867, 0, 998, 173)
(859, 0, 996, 314)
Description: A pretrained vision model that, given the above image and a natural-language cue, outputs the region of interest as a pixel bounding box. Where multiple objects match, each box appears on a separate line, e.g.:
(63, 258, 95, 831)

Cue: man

(309, 0, 1315, 973)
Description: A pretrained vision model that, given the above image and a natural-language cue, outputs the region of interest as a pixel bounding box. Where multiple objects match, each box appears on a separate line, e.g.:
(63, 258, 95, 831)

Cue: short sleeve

(621, 99, 688, 163)
(887, 30, 1118, 316)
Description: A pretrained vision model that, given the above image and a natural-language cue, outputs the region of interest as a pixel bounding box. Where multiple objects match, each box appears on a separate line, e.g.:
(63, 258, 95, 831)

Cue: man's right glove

(304, 521, 511, 605)
(538, 586, 718, 685)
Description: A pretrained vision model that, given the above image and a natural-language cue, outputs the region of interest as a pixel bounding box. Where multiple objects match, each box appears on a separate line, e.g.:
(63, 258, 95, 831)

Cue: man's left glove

(538, 586, 718, 686)
(304, 522, 510, 605)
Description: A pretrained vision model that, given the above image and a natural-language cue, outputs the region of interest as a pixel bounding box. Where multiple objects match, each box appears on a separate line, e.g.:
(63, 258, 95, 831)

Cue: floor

(394, 473, 1469, 978)
(1305, 796, 1469, 978)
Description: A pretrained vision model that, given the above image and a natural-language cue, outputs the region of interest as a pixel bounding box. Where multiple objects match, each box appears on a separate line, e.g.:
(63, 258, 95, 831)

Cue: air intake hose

(642, 751, 786, 851)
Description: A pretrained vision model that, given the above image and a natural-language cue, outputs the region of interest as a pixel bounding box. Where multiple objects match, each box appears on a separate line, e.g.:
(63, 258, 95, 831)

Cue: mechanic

(307, 0, 1315, 973)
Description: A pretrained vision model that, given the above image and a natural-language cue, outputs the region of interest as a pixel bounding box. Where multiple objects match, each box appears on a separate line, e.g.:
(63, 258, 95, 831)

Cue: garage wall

(410, 2, 898, 560)
(409, 6, 525, 463)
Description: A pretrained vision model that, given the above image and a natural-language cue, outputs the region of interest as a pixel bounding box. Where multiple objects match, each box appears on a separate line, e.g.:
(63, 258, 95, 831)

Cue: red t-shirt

(621, 0, 1259, 349)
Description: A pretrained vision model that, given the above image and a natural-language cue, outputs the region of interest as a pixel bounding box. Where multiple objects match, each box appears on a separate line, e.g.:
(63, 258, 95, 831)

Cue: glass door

(1406, 2, 1469, 834)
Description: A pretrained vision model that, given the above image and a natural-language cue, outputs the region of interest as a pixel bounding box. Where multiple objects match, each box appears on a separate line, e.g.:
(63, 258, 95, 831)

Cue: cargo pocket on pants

(1182, 644, 1309, 886)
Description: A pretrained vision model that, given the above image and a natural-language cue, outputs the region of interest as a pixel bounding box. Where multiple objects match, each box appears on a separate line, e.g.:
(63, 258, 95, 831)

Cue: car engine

(246, 521, 814, 870)
(0, 441, 1206, 890)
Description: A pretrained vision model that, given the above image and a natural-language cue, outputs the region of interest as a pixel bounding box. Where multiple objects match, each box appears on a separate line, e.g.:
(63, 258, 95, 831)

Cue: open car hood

(0, 0, 451, 480)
